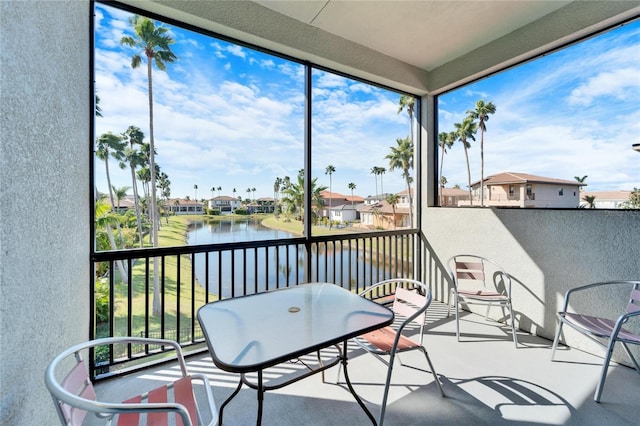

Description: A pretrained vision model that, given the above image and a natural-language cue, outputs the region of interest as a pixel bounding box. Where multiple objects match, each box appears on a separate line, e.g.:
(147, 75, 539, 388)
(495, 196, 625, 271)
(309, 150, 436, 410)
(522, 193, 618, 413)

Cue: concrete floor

(93, 301, 639, 425)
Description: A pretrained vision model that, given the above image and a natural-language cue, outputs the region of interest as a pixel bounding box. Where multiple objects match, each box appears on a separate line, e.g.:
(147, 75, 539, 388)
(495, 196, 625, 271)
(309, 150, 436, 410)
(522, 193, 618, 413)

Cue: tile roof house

(580, 190, 632, 209)
(460, 172, 586, 208)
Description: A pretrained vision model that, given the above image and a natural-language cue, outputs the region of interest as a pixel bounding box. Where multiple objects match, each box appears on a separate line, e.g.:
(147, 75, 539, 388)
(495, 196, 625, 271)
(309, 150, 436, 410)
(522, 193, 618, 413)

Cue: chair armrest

(561, 281, 639, 313)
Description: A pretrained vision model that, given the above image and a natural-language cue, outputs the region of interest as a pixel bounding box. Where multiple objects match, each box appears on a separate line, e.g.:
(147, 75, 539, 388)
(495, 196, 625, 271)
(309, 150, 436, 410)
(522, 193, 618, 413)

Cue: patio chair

(45, 337, 218, 426)
(550, 280, 640, 402)
(354, 278, 446, 425)
(447, 255, 518, 346)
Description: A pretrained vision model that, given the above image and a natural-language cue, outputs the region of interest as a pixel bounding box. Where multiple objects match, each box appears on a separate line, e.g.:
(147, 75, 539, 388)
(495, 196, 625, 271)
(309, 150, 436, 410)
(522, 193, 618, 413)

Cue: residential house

(163, 198, 204, 215)
(208, 195, 242, 214)
(440, 187, 469, 207)
(580, 190, 632, 209)
(459, 172, 585, 208)
(329, 203, 359, 224)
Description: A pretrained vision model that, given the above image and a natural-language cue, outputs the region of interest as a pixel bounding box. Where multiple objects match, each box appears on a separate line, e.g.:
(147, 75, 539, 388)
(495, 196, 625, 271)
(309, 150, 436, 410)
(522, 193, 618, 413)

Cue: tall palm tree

(273, 177, 282, 216)
(193, 184, 198, 203)
(210, 186, 215, 199)
(386, 137, 414, 227)
(467, 100, 496, 206)
(454, 116, 478, 205)
(574, 175, 588, 184)
(325, 165, 335, 226)
(378, 167, 386, 196)
(438, 131, 456, 205)
(96, 132, 126, 210)
(217, 186, 222, 197)
(122, 126, 146, 247)
(370, 167, 380, 198)
(397, 95, 415, 142)
(252, 187, 256, 202)
(157, 171, 171, 223)
(385, 193, 399, 230)
(348, 182, 356, 210)
(121, 16, 177, 315)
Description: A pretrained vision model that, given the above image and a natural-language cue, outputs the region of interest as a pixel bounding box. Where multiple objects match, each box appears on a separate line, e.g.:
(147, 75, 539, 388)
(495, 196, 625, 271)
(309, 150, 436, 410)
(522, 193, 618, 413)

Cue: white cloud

(568, 68, 640, 105)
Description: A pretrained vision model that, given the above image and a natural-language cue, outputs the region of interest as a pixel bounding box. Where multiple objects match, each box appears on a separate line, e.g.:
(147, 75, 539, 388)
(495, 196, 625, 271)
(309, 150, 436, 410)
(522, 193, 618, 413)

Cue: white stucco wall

(421, 207, 640, 365)
(0, 2, 90, 424)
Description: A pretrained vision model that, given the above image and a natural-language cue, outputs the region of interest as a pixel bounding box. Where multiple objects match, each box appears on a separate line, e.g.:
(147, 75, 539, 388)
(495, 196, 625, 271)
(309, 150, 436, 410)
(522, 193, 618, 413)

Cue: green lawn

(104, 215, 215, 340)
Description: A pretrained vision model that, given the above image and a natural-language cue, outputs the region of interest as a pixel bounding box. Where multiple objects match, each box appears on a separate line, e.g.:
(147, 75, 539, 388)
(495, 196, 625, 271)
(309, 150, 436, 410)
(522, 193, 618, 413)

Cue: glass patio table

(197, 282, 394, 425)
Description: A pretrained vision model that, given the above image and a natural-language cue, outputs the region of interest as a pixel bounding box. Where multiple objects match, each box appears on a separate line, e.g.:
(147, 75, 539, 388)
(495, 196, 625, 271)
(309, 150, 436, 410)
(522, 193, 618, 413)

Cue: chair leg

(447, 288, 454, 317)
(594, 338, 617, 402)
(378, 353, 396, 426)
(550, 320, 564, 361)
(420, 347, 446, 397)
(455, 297, 461, 342)
(508, 302, 518, 347)
(621, 342, 640, 373)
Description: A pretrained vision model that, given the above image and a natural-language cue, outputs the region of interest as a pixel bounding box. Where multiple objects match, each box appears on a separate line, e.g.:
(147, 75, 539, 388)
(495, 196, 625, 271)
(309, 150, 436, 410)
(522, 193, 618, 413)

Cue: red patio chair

(551, 280, 640, 402)
(447, 254, 518, 346)
(45, 337, 217, 425)
(354, 278, 446, 425)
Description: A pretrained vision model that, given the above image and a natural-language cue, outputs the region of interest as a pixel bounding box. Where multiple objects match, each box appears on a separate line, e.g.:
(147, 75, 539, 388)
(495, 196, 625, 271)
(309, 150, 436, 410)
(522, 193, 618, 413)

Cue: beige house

(440, 187, 469, 207)
(580, 190, 632, 209)
(459, 172, 585, 208)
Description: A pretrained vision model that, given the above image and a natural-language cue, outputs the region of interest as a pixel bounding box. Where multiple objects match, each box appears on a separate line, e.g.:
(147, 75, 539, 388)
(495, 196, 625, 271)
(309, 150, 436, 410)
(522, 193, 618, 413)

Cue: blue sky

(94, 4, 639, 201)
(438, 20, 640, 192)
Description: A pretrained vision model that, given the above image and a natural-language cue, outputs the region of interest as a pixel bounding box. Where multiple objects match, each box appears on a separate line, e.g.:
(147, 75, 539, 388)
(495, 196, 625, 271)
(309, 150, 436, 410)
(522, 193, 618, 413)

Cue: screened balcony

(2, 2, 639, 425)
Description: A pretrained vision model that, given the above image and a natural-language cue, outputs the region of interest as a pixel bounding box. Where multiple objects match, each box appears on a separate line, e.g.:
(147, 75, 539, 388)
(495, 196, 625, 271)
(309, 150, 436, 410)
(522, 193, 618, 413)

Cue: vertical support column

(303, 64, 313, 282)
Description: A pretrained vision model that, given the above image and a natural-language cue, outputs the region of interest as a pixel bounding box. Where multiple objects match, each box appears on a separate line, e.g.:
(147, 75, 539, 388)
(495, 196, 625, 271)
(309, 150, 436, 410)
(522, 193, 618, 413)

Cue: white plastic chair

(354, 278, 446, 425)
(551, 280, 640, 402)
(45, 337, 218, 426)
(447, 254, 518, 346)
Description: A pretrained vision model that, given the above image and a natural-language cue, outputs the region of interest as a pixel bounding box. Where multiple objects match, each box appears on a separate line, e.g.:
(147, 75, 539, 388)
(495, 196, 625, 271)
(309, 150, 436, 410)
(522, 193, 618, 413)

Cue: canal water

(186, 218, 389, 297)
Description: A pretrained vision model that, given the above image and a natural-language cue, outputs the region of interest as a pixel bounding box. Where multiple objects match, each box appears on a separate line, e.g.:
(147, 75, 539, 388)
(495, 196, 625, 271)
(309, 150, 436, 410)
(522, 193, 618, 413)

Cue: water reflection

(187, 218, 402, 298)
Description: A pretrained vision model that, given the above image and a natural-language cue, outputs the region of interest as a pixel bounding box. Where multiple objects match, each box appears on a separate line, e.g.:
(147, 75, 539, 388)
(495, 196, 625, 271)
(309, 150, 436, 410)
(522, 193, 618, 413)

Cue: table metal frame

(197, 283, 394, 425)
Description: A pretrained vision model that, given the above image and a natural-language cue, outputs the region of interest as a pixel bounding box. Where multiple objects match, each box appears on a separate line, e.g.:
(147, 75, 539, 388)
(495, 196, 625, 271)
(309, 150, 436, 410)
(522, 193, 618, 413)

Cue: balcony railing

(91, 229, 420, 380)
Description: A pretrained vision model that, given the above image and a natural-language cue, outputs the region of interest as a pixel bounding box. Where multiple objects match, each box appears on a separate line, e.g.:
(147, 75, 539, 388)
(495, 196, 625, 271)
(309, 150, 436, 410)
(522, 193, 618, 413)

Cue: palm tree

(386, 193, 400, 230)
(95, 132, 126, 211)
(95, 198, 128, 284)
(217, 186, 222, 197)
(193, 184, 198, 203)
(348, 182, 356, 210)
(121, 16, 177, 316)
(325, 165, 335, 226)
(233, 188, 236, 198)
(273, 177, 282, 216)
(582, 195, 596, 209)
(438, 131, 456, 205)
(378, 167, 386, 195)
(386, 137, 414, 227)
(252, 187, 256, 202)
(575, 175, 588, 184)
(454, 116, 478, 205)
(370, 167, 380, 198)
(280, 174, 327, 223)
(122, 126, 146, 247)
(397, 95, 415, 142)
(467, 100, 496, 206)
(157, 171, 171, 223)
(210, 186, 215, 199)
(95, 94, 103, 118)
(112, 186, 131, 211)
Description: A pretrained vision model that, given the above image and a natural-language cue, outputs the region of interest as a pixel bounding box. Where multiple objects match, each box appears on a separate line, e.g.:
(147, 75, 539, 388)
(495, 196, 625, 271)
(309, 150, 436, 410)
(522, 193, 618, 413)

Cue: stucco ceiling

(254, 0, 571, 71)
(131, 0, 640, 94)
